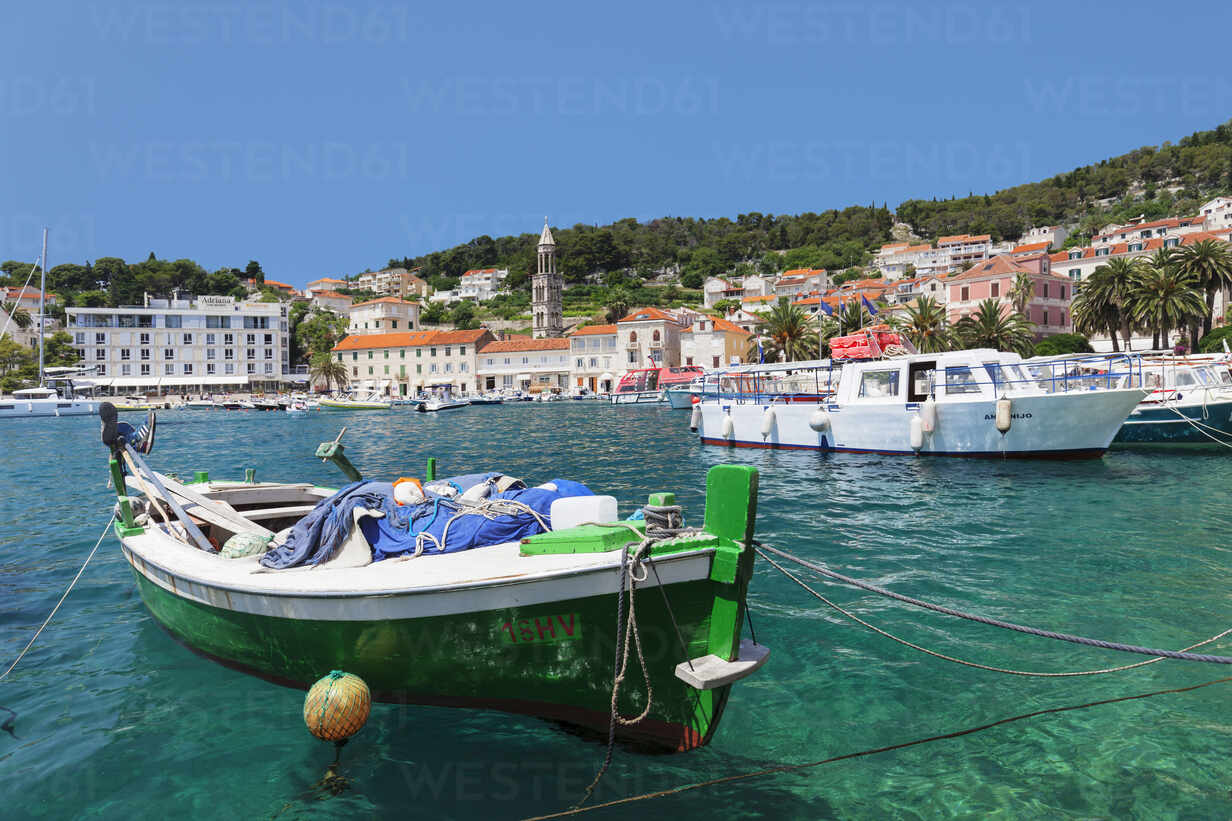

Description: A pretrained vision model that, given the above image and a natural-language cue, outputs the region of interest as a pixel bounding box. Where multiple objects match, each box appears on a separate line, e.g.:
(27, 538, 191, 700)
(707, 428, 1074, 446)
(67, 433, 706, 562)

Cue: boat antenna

(37, 227, 47, 388)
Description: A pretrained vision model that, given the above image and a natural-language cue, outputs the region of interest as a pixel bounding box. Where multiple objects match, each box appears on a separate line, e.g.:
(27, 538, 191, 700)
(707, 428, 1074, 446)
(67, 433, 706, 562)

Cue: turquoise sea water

(1, 403, 1230, 820)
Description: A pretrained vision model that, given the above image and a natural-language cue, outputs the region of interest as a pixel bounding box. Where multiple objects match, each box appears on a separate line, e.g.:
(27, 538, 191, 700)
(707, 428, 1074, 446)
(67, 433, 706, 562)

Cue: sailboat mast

(38, 227, 47, 386)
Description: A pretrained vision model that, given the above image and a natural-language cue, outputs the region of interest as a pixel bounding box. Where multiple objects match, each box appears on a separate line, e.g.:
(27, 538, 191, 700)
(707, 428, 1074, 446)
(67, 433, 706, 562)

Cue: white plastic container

(549, 495, 619, 530)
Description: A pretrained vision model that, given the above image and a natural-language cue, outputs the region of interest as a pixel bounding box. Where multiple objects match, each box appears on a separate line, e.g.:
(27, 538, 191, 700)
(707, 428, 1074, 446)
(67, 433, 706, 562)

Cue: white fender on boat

(995, 397, 1012, 434)
(909, 414, 924, 450)
(760, 406, 776, 439)
(808, 407, 830, 432)
(689, 405, 702, 432)
(721, 412, 735, 440)
(920, 396, 937, 433)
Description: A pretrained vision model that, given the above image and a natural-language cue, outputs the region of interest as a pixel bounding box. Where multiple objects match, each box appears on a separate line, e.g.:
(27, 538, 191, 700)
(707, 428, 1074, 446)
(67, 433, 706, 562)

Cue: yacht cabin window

(858, 369, 900, 398)
(944, 366, 982, 395)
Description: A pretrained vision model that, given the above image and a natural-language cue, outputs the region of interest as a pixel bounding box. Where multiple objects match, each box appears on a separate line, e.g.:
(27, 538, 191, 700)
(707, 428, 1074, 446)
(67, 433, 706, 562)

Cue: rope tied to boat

(754, 541, 1232, 666)
(411, 496, 553, 557)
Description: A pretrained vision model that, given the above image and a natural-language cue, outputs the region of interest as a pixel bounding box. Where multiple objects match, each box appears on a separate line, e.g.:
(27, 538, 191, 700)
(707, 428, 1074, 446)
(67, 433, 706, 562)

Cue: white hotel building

(66, 295, 291, 394)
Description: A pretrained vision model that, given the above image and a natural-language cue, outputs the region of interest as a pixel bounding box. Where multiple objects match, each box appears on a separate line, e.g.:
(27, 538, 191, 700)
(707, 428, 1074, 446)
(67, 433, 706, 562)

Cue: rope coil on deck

(754, 541, 1232, 665)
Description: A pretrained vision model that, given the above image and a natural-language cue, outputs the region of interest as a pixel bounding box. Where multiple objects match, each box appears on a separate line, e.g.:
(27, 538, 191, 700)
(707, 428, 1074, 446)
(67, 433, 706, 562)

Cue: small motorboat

(319, 392, 392, 410)
(285, 400, 309, 414)
(418, 397, 470, 412)
(469, 393, 504, 405)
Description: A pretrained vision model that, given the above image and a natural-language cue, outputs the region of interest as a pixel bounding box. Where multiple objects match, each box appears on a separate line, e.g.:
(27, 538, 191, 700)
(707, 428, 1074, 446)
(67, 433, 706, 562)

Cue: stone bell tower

(532, 217, 563, 338)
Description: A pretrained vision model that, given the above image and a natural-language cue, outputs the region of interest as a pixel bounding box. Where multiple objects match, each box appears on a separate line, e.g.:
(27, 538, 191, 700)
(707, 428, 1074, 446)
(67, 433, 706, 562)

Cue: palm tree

(1071, 280, 1122, 351)
(833, 299, 875, 335)
(1008, 272, 1033, 315)
(604, 288, 632, 323)
(309, 352, 350, 393)
(1130, 265, 1207, 353)
(1086, 257, 1143, 350)
(953, 299, 1035, 355)
(1171, 239, 1232, 347)
(746, 297, 818, 362)
(890, 295, 955, 353)
(2, 302, 31, 330)
(1141, 248, 1178, 348)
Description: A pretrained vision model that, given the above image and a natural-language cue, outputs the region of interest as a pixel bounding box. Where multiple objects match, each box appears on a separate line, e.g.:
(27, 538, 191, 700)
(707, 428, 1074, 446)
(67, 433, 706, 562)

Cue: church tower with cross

(532, 217, 563, 338)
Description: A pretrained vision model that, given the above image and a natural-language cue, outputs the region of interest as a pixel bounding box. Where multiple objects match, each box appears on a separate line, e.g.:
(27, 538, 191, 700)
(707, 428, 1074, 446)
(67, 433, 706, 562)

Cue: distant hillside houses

(352, 267, 429, 299)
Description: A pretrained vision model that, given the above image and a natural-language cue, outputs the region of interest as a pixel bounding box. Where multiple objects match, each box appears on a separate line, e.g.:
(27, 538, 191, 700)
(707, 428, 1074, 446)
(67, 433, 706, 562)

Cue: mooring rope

(523, 675, 1232, 820)
(0, 514, 115, 683)
(756, 546, 1232, 677)
(754, 542, 1232, 664)
(1165, 404, 1232, 448)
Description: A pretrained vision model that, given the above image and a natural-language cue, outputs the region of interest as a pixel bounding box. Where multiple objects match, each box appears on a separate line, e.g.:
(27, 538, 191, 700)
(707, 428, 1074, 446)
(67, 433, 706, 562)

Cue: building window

(183, 333, 193, 344)
(206, 333, 215, 345)
(164, 363, 175, 375)
(960, 286, 970, 301)
(121, 364, 131, 376)
(459, 346, 466, 355)
(97, 365, 106, 375)
(686, 356, 693, 365)
(184, 364, 193, 375)
(224, 348, 234, 360)
(206, 349, 216, 360)
(224, 333, 233, 345)
(1069, 268, 1081, 280)
(264, 348, 272, 359)
(713, 356, 720, 368)
(120, 348, 131, 361)
(430, 347, 437, 357)
(383, 350, 389, 359)
(225, 364, 234, 375)
(206, 364, 216, 375)
(577, 358, 584, 368)
(140, 364, 151, 376)
(140, 349, 151, 361)
(990, 283, 999, 298)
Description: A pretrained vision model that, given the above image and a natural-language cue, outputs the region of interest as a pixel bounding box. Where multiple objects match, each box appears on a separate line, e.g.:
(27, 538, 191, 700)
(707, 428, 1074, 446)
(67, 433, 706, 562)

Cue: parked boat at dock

(694, 330, 1145, 458)
(97, 405, 768, 751)
(319, 392, 392, 410)
(611, 366, 704, 404)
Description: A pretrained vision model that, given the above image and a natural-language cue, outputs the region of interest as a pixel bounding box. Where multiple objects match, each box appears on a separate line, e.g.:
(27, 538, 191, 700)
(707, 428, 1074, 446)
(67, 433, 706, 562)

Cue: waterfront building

(1200, 197, 1232, 232)
(1048, 229, 1232, 289)
(1020, 224, 1069, 248)
(353, 267, 430, 299)
(702, 274, 773, 308)
(617, 307, 686, 369)
(2, 287, 60, 350)
(937, 234, 993, 269)
(67, 295, 291, 394)
(347, 297, 420, 334)
(773, 269, 829, 297)
(532, 219, 563, 338)
(680, 315, 750, 369)
(566, 324, 619, 393)
(946, 254, 1072, 336)
(311, 290, 353, 314)
(477, 336, 571, 392)
(459, 268, 509, 302)
(304, 277, 348, 296)
(332, 328, 494, 396)
(1091, 216, 1206, 247)
(428, 289, 461, 304)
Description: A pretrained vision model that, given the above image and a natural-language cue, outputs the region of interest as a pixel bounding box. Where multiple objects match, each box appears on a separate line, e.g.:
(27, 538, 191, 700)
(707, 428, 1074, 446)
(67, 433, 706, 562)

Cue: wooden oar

(122, 450, 216, 552)
(151, 470, 275, 539)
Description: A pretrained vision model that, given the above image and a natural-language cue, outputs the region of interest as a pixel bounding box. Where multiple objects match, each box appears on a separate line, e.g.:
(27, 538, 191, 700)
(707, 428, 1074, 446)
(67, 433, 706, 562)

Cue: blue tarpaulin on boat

(362, 478, 593, 560)
(259, 474, 593, 569)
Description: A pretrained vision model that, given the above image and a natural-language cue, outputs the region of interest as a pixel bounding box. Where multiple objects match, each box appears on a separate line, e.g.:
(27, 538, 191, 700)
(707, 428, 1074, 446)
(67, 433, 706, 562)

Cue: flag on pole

(861, 295, 879, 316)
(817, 301, 833, 316)
(757, 336, 765, 363)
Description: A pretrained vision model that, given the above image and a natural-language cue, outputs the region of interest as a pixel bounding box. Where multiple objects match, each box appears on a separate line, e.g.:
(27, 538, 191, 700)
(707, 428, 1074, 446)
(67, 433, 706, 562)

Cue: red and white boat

(610, 366, 704, 404)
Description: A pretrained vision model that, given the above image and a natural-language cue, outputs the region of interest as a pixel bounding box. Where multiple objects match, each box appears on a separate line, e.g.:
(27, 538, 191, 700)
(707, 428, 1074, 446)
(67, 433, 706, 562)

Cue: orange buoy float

(303, 670, 371, 743)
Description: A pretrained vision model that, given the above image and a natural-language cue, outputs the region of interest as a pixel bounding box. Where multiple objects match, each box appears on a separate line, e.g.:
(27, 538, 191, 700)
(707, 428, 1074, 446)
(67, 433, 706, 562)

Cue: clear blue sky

(2, 1, 1230, 287)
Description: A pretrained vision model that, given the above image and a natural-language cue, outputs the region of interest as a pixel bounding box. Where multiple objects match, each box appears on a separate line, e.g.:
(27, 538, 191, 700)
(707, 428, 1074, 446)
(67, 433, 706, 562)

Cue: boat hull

(319, 400, 391, 410)
(127, 565, 734, 750)
(698, 388, 1144, 457)
(610, 390, 665, 405)
(0, 398, 99, 417)
(1113, 398, 1232, 444)
(666, 387, 696, 409)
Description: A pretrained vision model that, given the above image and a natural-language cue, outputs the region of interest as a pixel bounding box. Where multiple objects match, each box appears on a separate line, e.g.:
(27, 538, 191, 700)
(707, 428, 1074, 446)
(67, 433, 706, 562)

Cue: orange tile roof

(618, 307, 676, 323)
(313, 290, 351, 300)
(479, 337, 570, 353)
(1011, 241, 1050, 254)
(780, 268, 826, 277)
(431, 328, 493, 344)
(351, 296, 415, 308)
(461, 268, 502, 277)
(331, 328, 492, 352)
(683, 316, 749, 336)
(308, 277, 347, 285)
(263, 279, 293, 289)
(333, 331, 437, 351)
(741, 295, 776, 304)
(568, 323, 618, 336)
(5, 287, 56, 300)
(938, 234, 990, 245)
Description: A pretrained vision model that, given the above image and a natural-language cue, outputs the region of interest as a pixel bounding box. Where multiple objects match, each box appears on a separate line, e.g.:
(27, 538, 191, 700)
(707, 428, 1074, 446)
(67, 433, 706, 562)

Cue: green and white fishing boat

(98, 404, 768, 751)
